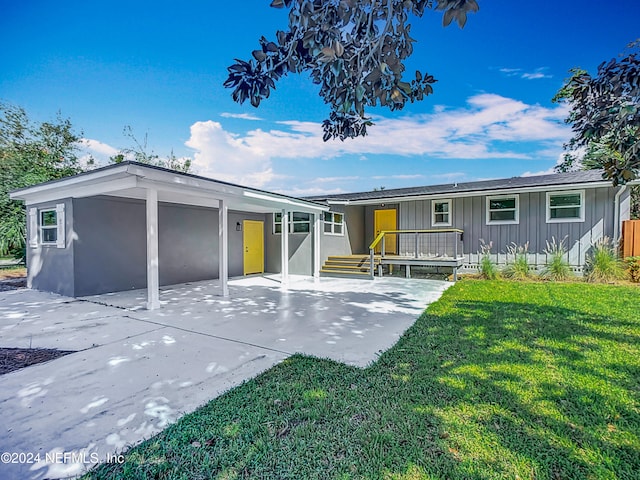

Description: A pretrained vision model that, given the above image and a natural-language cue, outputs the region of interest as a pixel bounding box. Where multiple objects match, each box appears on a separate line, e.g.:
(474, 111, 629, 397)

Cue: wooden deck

(379, 255, 465, 280)
(321, 254, 464, 280)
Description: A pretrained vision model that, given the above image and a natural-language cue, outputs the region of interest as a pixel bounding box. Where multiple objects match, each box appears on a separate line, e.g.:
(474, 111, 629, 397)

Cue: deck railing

(368, 229, 464, 279)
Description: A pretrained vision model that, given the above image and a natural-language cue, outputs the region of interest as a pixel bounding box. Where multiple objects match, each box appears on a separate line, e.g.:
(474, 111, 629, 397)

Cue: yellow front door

(243, 220, 264, 275)
(374, 209, 397, 254)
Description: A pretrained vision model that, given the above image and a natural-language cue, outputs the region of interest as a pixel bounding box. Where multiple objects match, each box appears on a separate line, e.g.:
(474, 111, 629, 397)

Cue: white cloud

(80, 138, 119, 157)
(274, 185, 348, 197)
(371, 174, 424, 180)
(521, 151, 569, 177)
(314, 176, 361, 183)
(77, 138, 120, 167)
(499, 67, 522, 76)
(185, 93, 570, 188)
(522, 72, 553, 80)
(220, 112, 263, 121)
(184, 120, 276, 188)
(499, 67, 553, 80)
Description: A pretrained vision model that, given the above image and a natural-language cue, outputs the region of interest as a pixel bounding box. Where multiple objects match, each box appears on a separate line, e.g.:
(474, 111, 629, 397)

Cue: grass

(85, 281, 640, 480)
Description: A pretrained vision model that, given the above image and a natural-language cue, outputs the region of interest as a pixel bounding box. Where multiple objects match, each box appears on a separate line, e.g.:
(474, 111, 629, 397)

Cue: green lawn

(86, 281, 640, 480)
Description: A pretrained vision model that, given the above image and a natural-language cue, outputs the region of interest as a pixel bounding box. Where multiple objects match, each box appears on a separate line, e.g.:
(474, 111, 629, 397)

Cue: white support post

(281, 209, 289, 287)
(146, 187, 160, 310)
(219, 199, 229, 297)
(313, 212, 321, 280)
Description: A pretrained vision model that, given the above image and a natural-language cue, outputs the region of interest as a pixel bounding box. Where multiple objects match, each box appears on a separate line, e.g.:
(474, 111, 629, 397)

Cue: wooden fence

(622, 220, 640, 258)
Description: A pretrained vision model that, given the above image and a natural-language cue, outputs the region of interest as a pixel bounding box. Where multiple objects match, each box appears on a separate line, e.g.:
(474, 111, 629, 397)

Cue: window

(547, 190, 584, 223)
(323, 211, 344, 235)
(486, 195, 519, 225)
(29, 204, 65, 249)
(40, 209, 58, 244)
(432, 199, 452, 226)
(274, 212, 311, 234)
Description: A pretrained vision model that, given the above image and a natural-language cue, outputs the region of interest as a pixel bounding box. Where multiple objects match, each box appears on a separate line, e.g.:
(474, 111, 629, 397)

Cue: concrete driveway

(0, 275, 450, 479)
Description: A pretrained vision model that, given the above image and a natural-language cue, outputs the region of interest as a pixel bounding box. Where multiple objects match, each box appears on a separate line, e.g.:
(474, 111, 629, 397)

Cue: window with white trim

(323, 211, 344, 235)
(273, 212, 311, 234)
(40, 209, 58, 244)
(486, 195, 519, 224)
(547, 190, 585, 223)
(432, 199, 452, 226)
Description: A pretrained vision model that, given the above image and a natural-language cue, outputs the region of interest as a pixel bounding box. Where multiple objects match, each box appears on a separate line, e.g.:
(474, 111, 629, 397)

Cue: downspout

(613, 185, 627, 244)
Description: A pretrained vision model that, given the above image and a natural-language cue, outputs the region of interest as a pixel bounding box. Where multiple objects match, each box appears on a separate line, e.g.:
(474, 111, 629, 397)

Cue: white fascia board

(242, 191, 328, 213)
(9, 165, 131, 201)
(14, 176, 139, 206)
(345, 181, 614, 205)
(129, 164, 327, 214)
(326, 200, 350, 205)
(134, 177, 326, 213)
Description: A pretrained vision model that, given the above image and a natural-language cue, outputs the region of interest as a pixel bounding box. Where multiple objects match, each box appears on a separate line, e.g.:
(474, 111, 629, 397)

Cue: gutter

(613, 185, 627, 244)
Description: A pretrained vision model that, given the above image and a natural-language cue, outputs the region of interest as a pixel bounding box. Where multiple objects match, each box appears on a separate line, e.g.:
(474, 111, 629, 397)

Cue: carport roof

(10, 161, 328, 214)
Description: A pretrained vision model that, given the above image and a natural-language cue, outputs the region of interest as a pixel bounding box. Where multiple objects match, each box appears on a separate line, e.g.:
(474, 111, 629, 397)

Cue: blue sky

(2, 1, 639, 195)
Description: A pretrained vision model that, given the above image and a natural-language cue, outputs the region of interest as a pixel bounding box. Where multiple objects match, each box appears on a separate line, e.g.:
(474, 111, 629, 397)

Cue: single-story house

(10, 162, 632, 308)
(308, 169, 633, 276)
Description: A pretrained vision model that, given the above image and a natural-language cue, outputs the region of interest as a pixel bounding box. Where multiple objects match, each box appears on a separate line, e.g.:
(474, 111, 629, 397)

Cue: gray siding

(264, 208, 357, 272)
(320, 204, 353, 260)
(397, 187, 621, 267)
(344, 205, 366, 254)
(58, 196, 276, 296)
(158, 203, 219, 286)
(265, 214, 314, 275)
(73, 196, 150, 296)
(26, 198, 75, 297)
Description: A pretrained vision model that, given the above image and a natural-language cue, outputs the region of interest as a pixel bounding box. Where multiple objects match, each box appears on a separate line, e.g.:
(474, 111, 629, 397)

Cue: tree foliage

(110, 126, 192, 173)
(0, 103, 83, 257)
(225, 0, 478, 141)
(554, 41, 640, 185)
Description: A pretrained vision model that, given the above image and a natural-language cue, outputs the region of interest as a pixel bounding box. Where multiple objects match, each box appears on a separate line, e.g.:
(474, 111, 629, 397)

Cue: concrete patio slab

(85, 275, 450, 366)
(0, 289, 155, 351)
(0, 276, 450, 479)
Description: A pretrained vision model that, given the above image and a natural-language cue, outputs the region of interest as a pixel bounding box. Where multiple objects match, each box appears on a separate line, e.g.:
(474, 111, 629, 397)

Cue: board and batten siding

(398, 187, 620, 269)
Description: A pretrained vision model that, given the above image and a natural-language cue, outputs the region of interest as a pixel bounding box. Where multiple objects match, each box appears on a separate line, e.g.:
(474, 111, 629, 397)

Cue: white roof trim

(10, 162, 328, 213)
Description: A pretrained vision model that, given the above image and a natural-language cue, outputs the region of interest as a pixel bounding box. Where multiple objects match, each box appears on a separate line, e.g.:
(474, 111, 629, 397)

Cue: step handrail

(368, 228, 464, 279)
(368, 228, 464, 251)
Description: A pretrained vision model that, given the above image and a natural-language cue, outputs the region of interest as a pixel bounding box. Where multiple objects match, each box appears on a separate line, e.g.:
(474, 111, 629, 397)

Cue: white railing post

(369, 248, 375, 279)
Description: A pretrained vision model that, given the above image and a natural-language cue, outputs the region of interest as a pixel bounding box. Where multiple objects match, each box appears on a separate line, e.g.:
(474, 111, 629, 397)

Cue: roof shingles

(306, 170, 608, 202)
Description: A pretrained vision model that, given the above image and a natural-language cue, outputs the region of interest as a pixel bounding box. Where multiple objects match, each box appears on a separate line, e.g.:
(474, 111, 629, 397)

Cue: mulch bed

(0, 348, 75, 375)
(0, 276, 27, 292)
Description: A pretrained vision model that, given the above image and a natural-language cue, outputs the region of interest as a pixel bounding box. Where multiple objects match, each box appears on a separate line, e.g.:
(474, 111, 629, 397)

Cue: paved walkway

(0, 275, 450, 479)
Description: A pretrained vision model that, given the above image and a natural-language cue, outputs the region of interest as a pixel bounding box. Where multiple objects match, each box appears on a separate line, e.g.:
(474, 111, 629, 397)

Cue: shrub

(626, 256, 640, 283)
(503, 242, 530, 280)
(478, 240, 499, 280)
(541, 236, 573, 281)
(584, 236, 625, 283)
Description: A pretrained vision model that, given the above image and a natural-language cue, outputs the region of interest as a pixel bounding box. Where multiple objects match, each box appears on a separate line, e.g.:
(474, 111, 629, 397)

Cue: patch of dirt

(0, 348, 75, 375)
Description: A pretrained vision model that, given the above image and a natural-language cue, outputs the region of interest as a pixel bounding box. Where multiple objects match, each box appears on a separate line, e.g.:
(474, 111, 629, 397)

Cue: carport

(10, 162, 328, 309)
